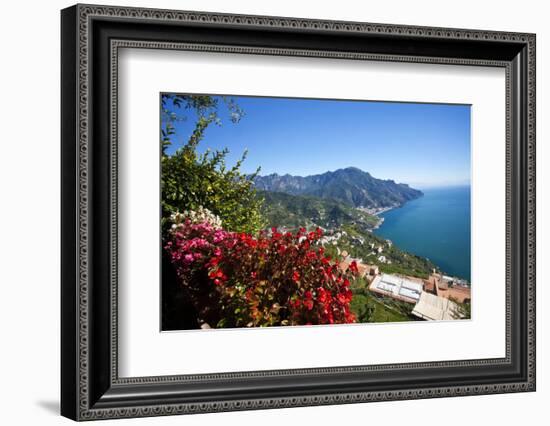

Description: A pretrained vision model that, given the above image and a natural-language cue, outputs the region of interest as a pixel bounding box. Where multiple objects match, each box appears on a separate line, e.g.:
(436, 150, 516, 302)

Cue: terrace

(369, 273, 423, 304)
(411, 291, 461, 321)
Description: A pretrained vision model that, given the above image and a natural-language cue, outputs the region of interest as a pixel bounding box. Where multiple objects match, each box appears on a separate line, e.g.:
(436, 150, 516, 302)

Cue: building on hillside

(369, 273, 423, 304)
(427, 273, 471, 304)
(411, 291, 461, 321)
(337, 256, 353, 274)
(423, 275, 437, 294)
(439, 285, 471, 304)
(338, 256, 380, 282)
(357, 263, 379, 282)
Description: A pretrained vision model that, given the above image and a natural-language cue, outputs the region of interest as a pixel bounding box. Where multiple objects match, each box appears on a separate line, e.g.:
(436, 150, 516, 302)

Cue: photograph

(160, 93, 472, 330)
(56, 3, 536, 420)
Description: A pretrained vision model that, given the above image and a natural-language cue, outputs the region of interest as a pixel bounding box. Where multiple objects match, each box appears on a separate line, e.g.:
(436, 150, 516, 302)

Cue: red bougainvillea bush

(165, 208, 358, 328)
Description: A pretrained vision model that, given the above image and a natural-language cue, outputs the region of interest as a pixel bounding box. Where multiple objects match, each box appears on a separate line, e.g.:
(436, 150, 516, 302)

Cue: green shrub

(161, 95, 265, 234)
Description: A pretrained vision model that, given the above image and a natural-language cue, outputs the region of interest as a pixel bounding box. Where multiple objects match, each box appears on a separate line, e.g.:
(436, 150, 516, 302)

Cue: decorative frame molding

(61, 4, 535, 421)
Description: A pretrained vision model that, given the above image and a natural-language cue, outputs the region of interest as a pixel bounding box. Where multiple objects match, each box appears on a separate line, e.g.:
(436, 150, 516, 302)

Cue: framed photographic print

(61, 4, 536, 421)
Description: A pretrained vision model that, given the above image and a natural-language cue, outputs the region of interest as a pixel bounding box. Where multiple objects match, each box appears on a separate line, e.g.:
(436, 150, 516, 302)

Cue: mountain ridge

(253, 167, 422, 208)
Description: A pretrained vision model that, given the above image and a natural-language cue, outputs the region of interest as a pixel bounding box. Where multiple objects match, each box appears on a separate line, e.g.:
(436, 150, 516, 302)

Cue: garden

(161, 94, 359, 329)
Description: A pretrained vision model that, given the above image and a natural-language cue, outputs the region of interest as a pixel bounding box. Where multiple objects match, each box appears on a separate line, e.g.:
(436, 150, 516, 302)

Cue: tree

(161, 95, 265, 330)
(160, 94, 265, 234)
(161, 94, 244, 154)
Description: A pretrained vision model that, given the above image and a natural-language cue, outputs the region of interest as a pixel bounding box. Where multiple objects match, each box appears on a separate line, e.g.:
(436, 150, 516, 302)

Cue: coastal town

(339, 253, 470, 321)
(357, 203, 400, 230)
(358, 203, 400, 217)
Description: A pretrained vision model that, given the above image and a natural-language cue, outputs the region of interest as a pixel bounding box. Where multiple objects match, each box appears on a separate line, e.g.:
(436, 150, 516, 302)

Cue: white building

(369, 273, 423, 303)
(411, 292, 460, 321)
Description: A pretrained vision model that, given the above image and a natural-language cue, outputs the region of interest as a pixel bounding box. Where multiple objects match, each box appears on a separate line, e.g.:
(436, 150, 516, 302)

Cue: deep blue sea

(374, 186, 471, 281)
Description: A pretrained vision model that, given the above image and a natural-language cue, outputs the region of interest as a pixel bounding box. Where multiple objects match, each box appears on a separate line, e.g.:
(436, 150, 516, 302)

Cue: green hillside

(259, 191, 437, 279)
(259, 190, 379, 230)
(333, 223, 437, 279)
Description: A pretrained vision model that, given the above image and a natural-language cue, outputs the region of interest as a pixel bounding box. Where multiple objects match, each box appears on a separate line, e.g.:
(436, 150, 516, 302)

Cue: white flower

(168, 206, 223, 230)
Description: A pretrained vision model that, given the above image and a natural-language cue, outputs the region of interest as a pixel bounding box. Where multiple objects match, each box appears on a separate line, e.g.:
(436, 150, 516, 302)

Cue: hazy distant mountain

(253, 167, 422, 208)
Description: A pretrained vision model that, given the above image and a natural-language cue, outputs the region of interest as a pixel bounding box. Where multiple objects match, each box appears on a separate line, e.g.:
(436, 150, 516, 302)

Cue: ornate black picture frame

(61, 4, 536, 421)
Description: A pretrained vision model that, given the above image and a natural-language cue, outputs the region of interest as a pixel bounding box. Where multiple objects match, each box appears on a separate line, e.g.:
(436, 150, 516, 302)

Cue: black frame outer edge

(61, 4, 535, 421)
(61, 4, 78, 421)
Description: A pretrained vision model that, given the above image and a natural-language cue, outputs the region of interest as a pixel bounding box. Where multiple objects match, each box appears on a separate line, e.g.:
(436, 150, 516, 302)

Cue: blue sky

(163, 95, 471, 188)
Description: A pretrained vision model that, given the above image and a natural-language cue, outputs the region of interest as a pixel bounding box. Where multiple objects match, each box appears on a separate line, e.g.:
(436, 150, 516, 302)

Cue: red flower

(165, 216, 357, 327)
(337, 288, 353, 304)
(306, 250, 317, 261)
(349, 261, 359, 273)
(290, 298, 301, 308)
(317, 287, 328, 303)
